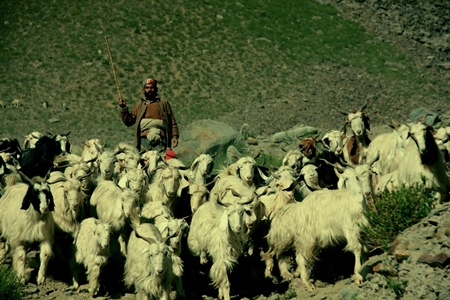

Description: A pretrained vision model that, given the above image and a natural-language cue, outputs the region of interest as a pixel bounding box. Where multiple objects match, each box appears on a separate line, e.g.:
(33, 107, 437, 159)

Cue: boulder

(410, 108, 441, 126)
(270, 126, 321, 143)
(175, 119, 240, 164)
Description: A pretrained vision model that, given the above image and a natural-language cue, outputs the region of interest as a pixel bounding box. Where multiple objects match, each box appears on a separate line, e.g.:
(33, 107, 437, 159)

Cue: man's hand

(118, 98, 127, 108)
(172, 137, 179, 148)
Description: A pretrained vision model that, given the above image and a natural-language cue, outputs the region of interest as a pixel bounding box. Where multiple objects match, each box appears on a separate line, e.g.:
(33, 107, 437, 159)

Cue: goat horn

(240, 197, 254, 206)
(82, 156, 97, 164)
(225, 187, 242, 198)
(271, 171, 281, 180)
(184, 174, 195, 185)
(253, 150, 263, 160)
(94, 143, 103, 154)
(47, 177, 67, 185)
(333, 106, 348, 116)
(285, 175, 303, 191)
(0, 147, 11, 153)
(319, 158, 346, 173)
(338, 157, 354, 169)
(76, 172, 92, 181)
(367, 152, 380, 167)
(18, 171, 34, 185)
(360, 99, 369, 112)
(31, 132, 41, 139)
(135, 229, 157, 244)
(217, 199, 231, 207)
(210, 152, 217, 158)
(43, 168, 53, 182)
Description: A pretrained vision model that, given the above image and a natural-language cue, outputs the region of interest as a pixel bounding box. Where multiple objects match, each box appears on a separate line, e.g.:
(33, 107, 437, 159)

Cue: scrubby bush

(360, 179, 436, 252)
(0, 265, 23, 300)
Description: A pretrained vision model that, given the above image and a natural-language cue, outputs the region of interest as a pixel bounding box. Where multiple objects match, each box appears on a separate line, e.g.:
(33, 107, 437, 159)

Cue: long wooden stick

(105, 36, 122, 99)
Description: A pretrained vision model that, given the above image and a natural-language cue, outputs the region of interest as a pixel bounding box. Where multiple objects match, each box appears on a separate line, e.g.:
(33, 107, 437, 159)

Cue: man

(118, 78, 179, 151)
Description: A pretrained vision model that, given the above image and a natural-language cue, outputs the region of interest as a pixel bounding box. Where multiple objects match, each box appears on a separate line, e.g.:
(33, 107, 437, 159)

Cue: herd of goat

(0, 102, 450, 300)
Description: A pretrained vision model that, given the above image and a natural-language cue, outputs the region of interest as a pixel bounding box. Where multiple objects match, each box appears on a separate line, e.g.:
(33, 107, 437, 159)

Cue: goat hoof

(353, 273, 363, 284)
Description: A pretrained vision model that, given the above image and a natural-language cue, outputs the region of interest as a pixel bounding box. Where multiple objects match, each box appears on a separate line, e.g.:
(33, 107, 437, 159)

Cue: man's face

(144, 84, 157, 98)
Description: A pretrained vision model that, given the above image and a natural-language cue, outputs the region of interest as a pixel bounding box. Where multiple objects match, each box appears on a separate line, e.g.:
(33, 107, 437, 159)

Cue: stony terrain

(217, 0, 450, 137)
(10, 0, 450, 299)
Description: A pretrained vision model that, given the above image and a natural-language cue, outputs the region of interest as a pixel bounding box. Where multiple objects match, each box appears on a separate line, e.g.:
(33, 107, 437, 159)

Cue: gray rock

(409, 108, 441, 126)
(176, 119, 240, 164)
(270, 126, 320, 143)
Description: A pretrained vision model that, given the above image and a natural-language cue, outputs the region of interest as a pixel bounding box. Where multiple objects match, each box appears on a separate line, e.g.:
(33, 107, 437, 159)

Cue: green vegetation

(0, 0, 447, 148)
(0, 265, 23, 300)
(360, 180, 436, 252)
(386, 276, 408, 299)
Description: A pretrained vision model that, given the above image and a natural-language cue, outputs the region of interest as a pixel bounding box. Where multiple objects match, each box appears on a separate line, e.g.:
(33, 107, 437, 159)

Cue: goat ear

(219, 210, 229, 232)
(21, 185, 34, 210)
(46, 190, 55, 212)
(191, 160, 199, 172)
(235, 164, 240, 177)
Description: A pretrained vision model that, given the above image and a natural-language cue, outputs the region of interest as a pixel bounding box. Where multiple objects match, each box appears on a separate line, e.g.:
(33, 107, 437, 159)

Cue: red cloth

(166, 149, 176, 160)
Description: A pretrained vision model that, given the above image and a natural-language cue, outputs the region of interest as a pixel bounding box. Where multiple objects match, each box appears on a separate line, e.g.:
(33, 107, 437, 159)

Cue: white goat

(336, 102, 371, 166)
(124, 223, 176, 300)
(71, 218, 112, 296)
(23, 131, 44, 149)
(364, 122, 410, 176)
(320, 130, 345, 155)
(80, 139, 104, 169)
(90, 181, 140, 256)
(114, 142, 141, 180)
(154, 216, 189, 298)
(141, 200, 173, 224)
(395, 122, 450, 203)
(145, 165, 183, 210)
(216, 155, 259, 188)
(262, 167, 368, 292)
(47, 172, 87, 238)
(117, 167, 147, 206)
(140, 149, 165, 178)
(209, 175, 260, 243)
(189, 153, 215, 184)
(0, 181, 55, 284)
(297, 164, 322, 200)
(95, 150, 117, 182)
(281, 149, 308, 172)
(187, 200, 249, 300)
(11, 99, 20, 107)
(257, 169, 299, 219)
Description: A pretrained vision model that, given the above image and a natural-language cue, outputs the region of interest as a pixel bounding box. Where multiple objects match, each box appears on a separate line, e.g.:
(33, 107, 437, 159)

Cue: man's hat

(143, 78, 157, 87)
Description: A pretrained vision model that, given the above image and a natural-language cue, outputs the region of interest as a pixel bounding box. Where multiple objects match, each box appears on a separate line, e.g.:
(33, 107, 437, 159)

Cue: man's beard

(145, 91, 157, 100)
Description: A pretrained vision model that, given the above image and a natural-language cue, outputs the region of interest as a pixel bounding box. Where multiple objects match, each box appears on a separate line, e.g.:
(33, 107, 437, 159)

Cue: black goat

(308, 149, 341, 190)
(19, 136, 62, 178)
(47, 131, 71, 154)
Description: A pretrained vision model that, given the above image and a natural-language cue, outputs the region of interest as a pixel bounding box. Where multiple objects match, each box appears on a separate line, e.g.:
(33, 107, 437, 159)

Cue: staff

(105, 36, 122, 100)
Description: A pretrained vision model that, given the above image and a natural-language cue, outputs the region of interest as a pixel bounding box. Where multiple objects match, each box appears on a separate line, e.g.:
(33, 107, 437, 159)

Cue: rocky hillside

(331, 0, 450, 70)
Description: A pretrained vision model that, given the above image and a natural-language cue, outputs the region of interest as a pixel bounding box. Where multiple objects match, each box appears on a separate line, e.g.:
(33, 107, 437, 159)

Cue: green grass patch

(360, 179, 436, 252)
(0, 265, 23, 300)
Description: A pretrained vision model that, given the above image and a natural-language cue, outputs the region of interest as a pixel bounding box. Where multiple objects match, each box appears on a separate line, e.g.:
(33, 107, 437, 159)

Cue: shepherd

(117, 78, 179, 153)
(106, 37, 179, 154)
